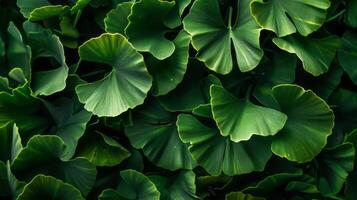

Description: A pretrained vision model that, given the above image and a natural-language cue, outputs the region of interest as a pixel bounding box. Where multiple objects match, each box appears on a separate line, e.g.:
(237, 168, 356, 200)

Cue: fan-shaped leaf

(76, 33, 152, 117)
(177, 114, 272, 176)
(183, 0, 263, 74)
(104, 2, 133, 35)
(271, 84, 334, 162)
(250, 0, 330, 37)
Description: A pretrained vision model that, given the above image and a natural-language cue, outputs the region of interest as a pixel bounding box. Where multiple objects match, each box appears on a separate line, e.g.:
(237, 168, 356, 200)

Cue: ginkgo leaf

(271, 84, 334, 162)
(273, 34, 340, 76)
(177, 114, 272, 176)
(76, 33, 152, 117)
(183, 0, 263, 74)
(250, 0, 331, 37)
(211, 85, 287, 142)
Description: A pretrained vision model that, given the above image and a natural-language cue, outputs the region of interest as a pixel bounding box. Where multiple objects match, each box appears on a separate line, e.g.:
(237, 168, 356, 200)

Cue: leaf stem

(227, 7, 233, 28)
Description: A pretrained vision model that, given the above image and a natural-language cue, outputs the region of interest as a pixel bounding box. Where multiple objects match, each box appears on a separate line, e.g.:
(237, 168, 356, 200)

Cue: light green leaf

(104, 2, 133, 35)
(29, 5, 69, 21)
(125, 99, 196, 170)
(76, 131, 131, 167)
(17, 175, 84, 200)
(183, 0, 263, 74)
(76, 33, 152, 117)
(11, 135, 97, 196)
(273, 34, 340, 76)
(99, 170, 160, 200)
(71, 0, 92, 14)
(147, 30, 190, 96)
(0, 123, 22, 163)
(126, 0, 175, 60)
(211, 85, 287, 142)
(271, 84, 334, 162)
(177, 114, 272, 176)
(338, 31, 357, 85)
(150, 170, 199, 200)
(316, 142, 355, 195)
(250, 0, 330, 37)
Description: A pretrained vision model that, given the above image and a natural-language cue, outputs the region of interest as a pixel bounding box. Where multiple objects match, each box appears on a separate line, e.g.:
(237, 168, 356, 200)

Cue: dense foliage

(0, 0, 357, 199)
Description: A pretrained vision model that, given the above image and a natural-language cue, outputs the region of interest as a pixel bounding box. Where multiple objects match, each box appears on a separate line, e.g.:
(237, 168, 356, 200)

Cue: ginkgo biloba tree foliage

(0, 0, 357, 199)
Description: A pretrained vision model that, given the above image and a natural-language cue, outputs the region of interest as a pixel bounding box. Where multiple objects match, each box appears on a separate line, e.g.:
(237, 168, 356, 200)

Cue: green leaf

(16, 0, 50, 18)
(44, 98, 92, 159)
(125, 99, 196, 170)
(177, 114, 272, 176)
(0, 123, 22, 163)
(17, 175, 84, 200)
(345, 0, 357, 27)
(150, 170, 199, 200)
(29, 5, 69, 21)
(250, 0, 330, 37)
(147, 30, 190, 96)
(183, 0, 263, 74)
(126, 0, 175, 60)
(6, 22, 31, 79)
(192, 103, 212, 118)
(315, 143, 355, 195)
(99, 170, 160, 200)
(338, 31, 357, 85)
(0, 161, 25, 199)
(11, 135, 97, 196)
(24, 22, 69, 96)
(104, 2, 133, 35)
(344, 129, 357, 200)
(253, 52, 297, 108)
(271, 84, 334, 162)
(164, 0, 191, 28)
(0, 83, 52, 138)
(71, 0, 92, 14)
(76, 131, 131, 167)
(0, 36, 4, 58)
(76, 33, 152, 117)
(273, 34, 340, 76)
(225, 192, 265, 200)
(211, 85, 287, 142)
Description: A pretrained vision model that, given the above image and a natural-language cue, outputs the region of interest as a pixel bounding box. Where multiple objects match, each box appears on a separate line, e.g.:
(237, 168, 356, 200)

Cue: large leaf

(271, 84, 334, 162)
(338, 31, 357, 85)
(146, 30, 190, 96)
(24, 22, 69, 96)
(125, 99, 195, 171)
(76, 33, 152, 117)
(99, 170, 160, 200)
(0, 123, 22, 163)
(250, 0, 330, 37)
(17, 175, 84, 200)
(177, 114, 272, 176)
(11, 135, 97, 196)
(149, 170, 199, 200)
(126, 0, 175, 60)
(273, 34, 340, 76)
(315, 142, 355, 195)
(211, 85, 287, 142)
(183, 0, 263, 74)
(75, 131, 131, 167)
